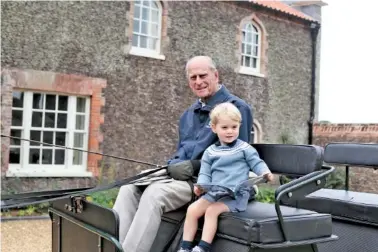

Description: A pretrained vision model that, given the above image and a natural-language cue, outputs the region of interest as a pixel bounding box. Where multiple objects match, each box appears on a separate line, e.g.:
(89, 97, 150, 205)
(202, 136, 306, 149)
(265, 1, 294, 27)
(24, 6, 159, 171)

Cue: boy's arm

(197, 151, 212, 184)
(244, 146, 271, 176)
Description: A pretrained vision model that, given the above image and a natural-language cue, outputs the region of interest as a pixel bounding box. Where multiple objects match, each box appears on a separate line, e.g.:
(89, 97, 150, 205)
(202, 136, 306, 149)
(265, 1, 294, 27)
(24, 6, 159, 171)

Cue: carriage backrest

(324, 143, 378, 168)
(252, 144, 324, 177)
(323, 142, 378, 191)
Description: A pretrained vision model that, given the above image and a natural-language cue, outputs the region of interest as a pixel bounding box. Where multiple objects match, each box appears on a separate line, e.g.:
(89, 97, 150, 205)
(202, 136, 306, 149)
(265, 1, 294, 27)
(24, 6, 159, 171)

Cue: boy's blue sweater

(197, 139, 270, 190)
(168, 85, 252, 164)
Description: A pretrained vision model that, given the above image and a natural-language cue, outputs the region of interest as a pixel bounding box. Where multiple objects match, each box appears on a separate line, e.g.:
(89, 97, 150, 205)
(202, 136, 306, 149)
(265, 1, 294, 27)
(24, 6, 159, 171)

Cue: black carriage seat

(160, 144, 336, 247)
(287, 143, 378, 226)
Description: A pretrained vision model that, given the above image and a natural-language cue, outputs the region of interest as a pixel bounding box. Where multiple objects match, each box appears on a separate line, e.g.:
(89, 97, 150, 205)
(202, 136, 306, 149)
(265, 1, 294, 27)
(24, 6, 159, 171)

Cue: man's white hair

(185, 56, 217, 77)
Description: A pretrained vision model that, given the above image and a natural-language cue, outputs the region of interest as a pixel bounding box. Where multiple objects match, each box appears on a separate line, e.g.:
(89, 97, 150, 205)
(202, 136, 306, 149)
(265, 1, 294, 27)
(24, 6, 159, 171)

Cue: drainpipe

(308, 22, 320, 144)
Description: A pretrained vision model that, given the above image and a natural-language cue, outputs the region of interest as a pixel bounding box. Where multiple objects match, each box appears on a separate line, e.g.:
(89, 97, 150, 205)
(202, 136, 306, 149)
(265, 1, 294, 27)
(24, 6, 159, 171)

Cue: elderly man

(113, 56, 253, 252)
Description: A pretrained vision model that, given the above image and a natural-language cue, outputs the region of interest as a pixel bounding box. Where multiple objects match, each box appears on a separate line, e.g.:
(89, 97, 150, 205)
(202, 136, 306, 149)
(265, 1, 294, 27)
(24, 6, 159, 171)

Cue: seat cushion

(288, 189, 378, 225)
(216, 201, 332, 244)
(163, 201, 333, 245)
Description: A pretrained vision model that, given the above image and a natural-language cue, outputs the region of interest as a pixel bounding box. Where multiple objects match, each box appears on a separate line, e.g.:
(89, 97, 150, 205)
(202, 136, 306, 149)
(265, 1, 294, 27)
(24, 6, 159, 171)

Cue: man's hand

(264, 172, 274, 182)
(193, 186, 203, 196)
(167, 160, 201, 181)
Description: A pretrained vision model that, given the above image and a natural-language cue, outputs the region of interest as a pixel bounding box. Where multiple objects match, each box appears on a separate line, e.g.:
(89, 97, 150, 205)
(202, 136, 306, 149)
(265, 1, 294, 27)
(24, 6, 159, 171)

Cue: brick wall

(1, 68, 106, 192)
(313, 123, 378, 193)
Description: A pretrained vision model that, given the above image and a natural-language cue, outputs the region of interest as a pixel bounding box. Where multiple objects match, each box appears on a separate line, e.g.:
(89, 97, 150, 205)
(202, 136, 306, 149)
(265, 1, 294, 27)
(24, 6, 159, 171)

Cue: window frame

(130, 0, 165, 60)
(7, 90, 92, 177)
(240, 22, 262, 75)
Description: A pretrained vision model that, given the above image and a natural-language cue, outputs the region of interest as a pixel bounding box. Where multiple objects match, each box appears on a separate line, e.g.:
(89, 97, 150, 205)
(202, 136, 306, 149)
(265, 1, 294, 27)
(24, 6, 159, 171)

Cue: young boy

(177, 102, 274, 252)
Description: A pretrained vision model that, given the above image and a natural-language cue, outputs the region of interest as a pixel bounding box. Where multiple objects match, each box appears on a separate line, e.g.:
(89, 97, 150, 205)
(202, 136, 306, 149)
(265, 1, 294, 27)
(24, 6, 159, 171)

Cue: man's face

(187, 61, 219, 99)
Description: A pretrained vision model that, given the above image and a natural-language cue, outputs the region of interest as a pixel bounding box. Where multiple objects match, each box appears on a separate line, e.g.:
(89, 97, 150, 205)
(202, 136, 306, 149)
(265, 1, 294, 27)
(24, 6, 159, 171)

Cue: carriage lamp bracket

(65, 195, 86, 214)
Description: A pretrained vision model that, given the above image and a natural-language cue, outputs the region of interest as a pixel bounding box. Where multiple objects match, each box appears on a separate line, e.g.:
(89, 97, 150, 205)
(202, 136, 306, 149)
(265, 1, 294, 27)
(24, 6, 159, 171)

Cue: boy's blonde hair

(210, 102, 242, 125)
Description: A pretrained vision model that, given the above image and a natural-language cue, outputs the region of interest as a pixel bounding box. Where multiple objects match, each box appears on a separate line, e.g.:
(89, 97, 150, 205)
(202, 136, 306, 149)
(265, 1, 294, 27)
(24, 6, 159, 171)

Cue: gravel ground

(1, 219, 51, 252)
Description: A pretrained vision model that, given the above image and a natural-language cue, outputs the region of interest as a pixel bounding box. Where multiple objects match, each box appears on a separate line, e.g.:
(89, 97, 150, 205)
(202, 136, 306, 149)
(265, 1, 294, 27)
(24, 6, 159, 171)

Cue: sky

(318, 0, 378, 123)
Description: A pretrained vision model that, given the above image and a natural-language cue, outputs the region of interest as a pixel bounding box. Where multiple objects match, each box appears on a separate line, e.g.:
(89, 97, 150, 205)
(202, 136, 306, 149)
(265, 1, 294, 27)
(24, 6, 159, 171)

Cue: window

(8, 91, 91, 177)
(130, 0, 163, 59)
(241, 22, 261, 73)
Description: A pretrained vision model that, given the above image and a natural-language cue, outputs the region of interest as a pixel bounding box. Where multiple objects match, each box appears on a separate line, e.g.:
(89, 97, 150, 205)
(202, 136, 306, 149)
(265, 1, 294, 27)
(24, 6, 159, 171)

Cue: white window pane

(140, 36, 147, 48)
(150, 23, 158, 36)
(57, 113, 67, 128)
(246, 45, 252, 55)
(10, 129, 21, 145)
(74, 133, 84, 148)
(254, 34, 259, 44)
(31, 111, 43, 127)
(76, 115, 85, 130)
(148, 38, 157, 50)
(141, 21, 148, 35)
(58, 96, 68, 111)
(44, 112, 55, 128)
(245, 56, 251, 67)
(142, 7, 149, 20)
(55, 132, 66, 146)
(43, 131, 53, 146)
(253, 58, 257, 68)
(30, 130, 41, 146)
(133, 19, 140, 33)
(29, 148, 40, 164)
(142, 0, 149, 7)
(33, 93, 44, 109)
(253, 46, 258, 57)
(246, 32, 252, 42)
(134, 5, 141, 18)
(9, 148, 20, 164)
(76, 98, 86, 112)
(73, 150, 83, 165)
(11, 110, 23, 126)
(12, 91, 24, 108)
(45, 95, 56, 110)
(132, 35, 139, 47)
(151, 1, 158, 9)
(42, 149, 52, 164)
(151, 10, 159, 23)
(55, 149, 65, 164)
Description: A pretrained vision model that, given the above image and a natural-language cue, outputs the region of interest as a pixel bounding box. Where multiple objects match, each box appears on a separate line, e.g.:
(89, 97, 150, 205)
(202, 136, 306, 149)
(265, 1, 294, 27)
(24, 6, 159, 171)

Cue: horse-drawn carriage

(2, 142, 378, 252)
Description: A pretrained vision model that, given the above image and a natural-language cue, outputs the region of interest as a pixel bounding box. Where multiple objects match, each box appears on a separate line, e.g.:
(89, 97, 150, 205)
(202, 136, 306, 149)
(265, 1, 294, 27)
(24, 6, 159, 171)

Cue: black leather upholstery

(163, 201, 332, 244)
(217, 201, 332, 244)
(161, 144, 333, 246)
(288, 189, 378, 226)
(324, 143, 378, 167)
(252, 144, 324, 175)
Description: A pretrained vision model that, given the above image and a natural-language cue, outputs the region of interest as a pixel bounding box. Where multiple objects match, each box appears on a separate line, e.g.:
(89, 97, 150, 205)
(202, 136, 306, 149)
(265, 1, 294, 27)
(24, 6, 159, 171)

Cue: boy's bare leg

(183, 198, 212, 241)
(201, 202, 230, 243)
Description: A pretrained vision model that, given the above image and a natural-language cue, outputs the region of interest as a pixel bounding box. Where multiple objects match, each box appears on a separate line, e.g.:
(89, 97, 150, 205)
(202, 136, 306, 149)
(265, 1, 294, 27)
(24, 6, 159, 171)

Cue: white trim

(8, 91, 91, 177)
(238, 67, 265, 78)
(6, 169, 93, 178)
(129, 47, 165, 60)
(130, 0, 164, 59)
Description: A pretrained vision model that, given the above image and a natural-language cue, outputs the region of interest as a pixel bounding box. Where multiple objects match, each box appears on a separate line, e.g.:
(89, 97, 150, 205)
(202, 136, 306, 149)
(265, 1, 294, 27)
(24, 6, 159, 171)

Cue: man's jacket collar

(193, 85, 231, 112)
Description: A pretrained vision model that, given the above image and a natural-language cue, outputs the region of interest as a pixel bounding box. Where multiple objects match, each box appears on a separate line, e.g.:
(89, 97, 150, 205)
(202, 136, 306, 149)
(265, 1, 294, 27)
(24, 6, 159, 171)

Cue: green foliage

(325, 168, 346, 189)
(87, 188, 119, 208)
(255, 186, 276, 203)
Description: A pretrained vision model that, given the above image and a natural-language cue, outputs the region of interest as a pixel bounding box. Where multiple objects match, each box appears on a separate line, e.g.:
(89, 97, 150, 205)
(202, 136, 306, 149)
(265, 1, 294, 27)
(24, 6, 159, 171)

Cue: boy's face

(211, 115, 240, 145)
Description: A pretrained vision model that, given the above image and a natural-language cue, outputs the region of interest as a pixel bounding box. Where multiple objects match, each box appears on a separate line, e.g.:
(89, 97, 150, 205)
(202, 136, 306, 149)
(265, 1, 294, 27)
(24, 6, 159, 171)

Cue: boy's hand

(193, 186, 203, 196)
(264, 172, 274, 182)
